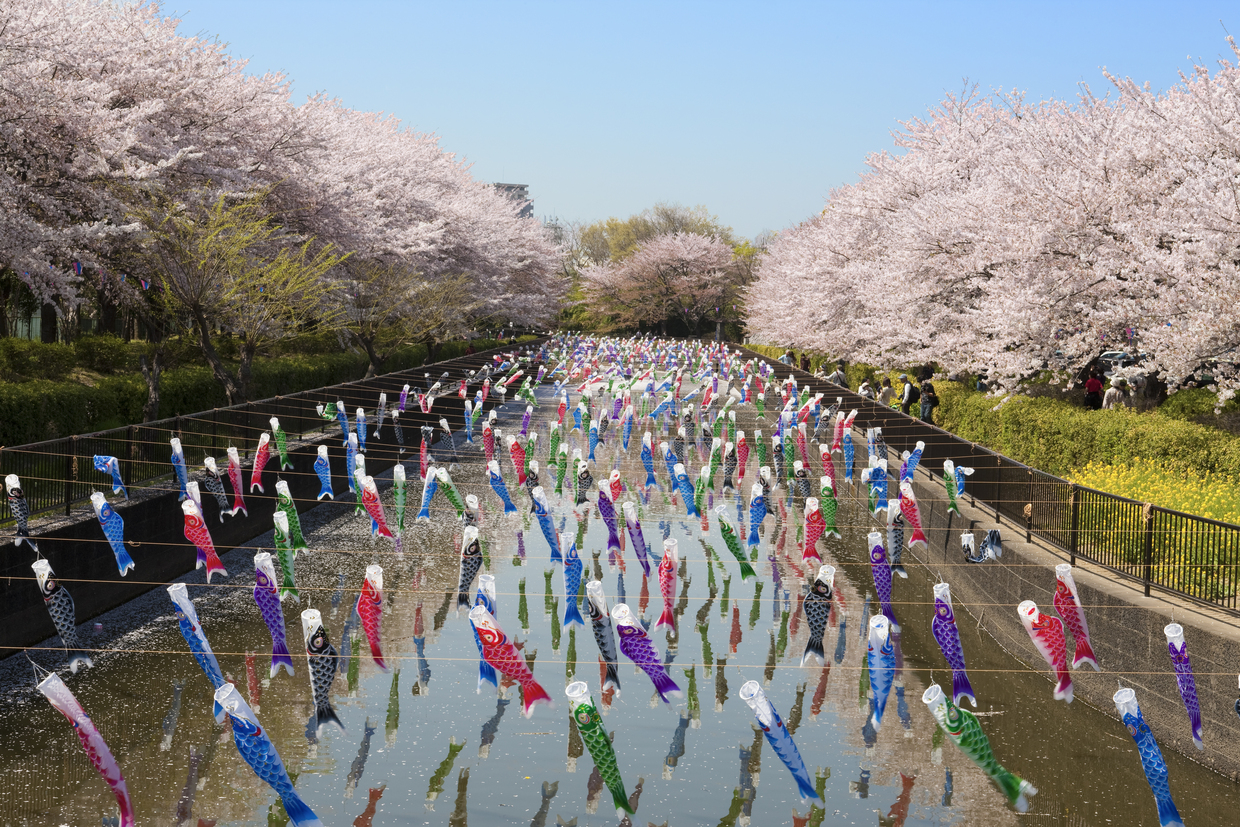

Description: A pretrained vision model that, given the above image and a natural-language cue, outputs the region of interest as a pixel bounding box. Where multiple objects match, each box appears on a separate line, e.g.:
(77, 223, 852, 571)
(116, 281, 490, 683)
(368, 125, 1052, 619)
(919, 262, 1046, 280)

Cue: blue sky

(176, 1, 1239, 238)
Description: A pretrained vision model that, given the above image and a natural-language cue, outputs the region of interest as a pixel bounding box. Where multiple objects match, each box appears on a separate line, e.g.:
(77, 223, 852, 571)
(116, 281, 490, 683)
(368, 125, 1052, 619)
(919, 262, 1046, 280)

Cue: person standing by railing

(899, 374, 918, 415)
(920, 379, 939, 423)
(878, 377, 895, 407)
(825, 360, 848, 389)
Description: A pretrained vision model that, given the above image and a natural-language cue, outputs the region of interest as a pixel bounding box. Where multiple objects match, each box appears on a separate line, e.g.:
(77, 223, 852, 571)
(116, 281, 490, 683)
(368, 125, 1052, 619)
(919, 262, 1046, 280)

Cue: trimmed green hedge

(0, 381, 122, 443)
(0, 338, 512, 446)
(1156, 387, 1240, 421)
(934, 381, 1240, 478)
(73, 335, 139, 374)
(0, 339, 76, 381)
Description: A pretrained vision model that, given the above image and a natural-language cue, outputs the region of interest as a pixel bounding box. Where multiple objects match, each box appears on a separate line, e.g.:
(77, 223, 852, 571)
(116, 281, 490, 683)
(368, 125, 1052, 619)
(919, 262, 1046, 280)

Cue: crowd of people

(778, 346, 1146, 424)
(778, 350, 941, 424)
(1083, 370, 1135, 411)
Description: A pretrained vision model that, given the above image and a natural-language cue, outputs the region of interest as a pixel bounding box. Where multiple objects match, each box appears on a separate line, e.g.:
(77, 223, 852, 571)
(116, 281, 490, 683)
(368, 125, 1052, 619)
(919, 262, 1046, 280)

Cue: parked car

(1098, 351, 1149, 379)
(1186, 351, 1239, 387)
(1098, 350, 1132, 371)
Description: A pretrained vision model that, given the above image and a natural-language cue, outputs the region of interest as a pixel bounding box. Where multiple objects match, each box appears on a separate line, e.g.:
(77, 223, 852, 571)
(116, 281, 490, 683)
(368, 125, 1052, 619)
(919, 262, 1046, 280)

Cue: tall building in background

(494, 183, 533, 218)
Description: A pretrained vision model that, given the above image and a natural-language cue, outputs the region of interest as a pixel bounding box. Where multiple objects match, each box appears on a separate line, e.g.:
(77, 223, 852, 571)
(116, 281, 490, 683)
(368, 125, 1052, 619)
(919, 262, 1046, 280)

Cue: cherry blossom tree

(287, 95, 564, 359)
(580, 232, 736, 335)
(746, 41, 1240, 403)
(0, 0, 566, 380)
(0, 0, 300, 308)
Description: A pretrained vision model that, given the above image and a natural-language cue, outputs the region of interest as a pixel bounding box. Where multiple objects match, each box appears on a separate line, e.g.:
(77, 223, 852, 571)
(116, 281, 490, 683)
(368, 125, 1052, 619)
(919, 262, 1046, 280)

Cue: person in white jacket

(899, 374, 916, 415)
(1102, 378, 1132, 410)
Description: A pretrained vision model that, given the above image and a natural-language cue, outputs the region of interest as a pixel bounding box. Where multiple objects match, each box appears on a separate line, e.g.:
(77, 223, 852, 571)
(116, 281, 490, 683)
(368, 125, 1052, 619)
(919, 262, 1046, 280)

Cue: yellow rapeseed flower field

(1069, 458, 1240, 524)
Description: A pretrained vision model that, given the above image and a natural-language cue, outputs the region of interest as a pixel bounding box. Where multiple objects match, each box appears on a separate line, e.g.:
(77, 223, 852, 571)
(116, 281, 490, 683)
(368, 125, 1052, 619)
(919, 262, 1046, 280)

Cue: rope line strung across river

(7, 539, 1237, 573)
(0, 572, 1174, 611)
(4, 517, 1222, 545)
(16, 643, 1240, 675)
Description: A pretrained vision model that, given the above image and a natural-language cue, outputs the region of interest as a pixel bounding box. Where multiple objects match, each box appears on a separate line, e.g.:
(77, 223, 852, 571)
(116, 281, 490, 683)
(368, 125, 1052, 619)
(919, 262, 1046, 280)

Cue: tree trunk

(238, 340, 256, 403)
(192, 311, 242, 404)
(40, 303, 58, 343)
(426, 338, 439, 362)
(100, 289, 117, 336)
(355, 332, 384, 379)
(63, 306, 78, 345)
(139, 348, 163, 422)
(0, 280, 10, 338)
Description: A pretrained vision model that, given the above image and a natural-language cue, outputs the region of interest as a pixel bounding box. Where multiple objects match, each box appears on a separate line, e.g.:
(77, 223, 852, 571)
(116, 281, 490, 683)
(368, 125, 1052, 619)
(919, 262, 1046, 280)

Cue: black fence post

(1142, 502, 1155, 597)
(64, 436, 76, 516)
(994, 455, 1003, 525)
(1068, 483, 1080, 566)
(124, 425, 136, 497)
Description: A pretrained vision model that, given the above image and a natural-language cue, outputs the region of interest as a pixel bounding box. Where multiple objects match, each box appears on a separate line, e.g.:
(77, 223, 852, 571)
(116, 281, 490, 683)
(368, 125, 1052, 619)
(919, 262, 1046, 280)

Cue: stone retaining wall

(899, 428, 1240, 780)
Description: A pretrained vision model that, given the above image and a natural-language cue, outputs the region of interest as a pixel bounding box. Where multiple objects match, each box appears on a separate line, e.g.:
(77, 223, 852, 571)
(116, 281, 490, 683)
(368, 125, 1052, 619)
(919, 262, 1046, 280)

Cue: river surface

(2, 381, 1237, 826)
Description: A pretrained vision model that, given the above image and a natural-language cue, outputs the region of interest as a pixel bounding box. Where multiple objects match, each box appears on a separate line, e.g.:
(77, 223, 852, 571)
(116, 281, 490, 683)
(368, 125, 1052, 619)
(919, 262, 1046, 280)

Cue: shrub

(96, 375, 146, 423)
(934, 381, 1240, 478)
(0, 333, 518, 443)
(269, 330, 351, 356)
(0, 339, 76, 381)
(159, 366, 229, 416)
(74, 334, 133, 373)
(1158, 387, 1240, 420)
(0, 380, 120, 443)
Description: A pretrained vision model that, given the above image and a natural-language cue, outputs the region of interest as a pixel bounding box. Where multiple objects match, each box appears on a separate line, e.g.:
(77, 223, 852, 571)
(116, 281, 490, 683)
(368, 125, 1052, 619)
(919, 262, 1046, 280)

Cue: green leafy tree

(132, 188, 346, 404)
(577, 203, 736, 266)
(339, 260, 478, 377)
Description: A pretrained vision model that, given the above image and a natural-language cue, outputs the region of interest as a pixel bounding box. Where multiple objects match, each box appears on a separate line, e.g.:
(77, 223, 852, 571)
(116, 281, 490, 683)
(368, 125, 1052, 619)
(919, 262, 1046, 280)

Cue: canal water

(2, 382, 1237, 825)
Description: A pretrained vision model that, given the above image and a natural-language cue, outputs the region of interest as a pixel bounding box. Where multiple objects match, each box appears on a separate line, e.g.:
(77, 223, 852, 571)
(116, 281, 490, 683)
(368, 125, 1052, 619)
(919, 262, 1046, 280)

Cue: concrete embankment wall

(0, 341, 539, 658)
(903, 466, 1240, 780)
(742, 346, 1240, 780)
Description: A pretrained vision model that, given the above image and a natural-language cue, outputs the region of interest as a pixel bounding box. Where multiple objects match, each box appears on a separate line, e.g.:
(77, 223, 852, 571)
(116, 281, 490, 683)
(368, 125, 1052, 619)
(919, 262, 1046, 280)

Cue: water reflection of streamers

(343, 717, 374, 799)
(662, 712, 690, 780)
(424, 737, 463, 808)
(527, 780, 557, 827)
(448, 768, 469, 827)
(564, 708, 582, 771)
(684, 664, 700, 726)
(715, 657, 729, 713)
(384, 671, 399, 747)
(351, 784, 384, 827)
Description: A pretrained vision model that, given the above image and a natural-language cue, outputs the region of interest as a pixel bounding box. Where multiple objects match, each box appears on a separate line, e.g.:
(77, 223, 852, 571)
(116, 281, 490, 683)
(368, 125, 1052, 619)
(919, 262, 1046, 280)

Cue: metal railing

(741, 347, 1240, 612)
(0, 339, 543, 525)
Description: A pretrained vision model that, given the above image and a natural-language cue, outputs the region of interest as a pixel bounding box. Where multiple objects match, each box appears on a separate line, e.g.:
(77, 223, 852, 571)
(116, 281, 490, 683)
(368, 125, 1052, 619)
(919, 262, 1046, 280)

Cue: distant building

(494, 183, 533, 218)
